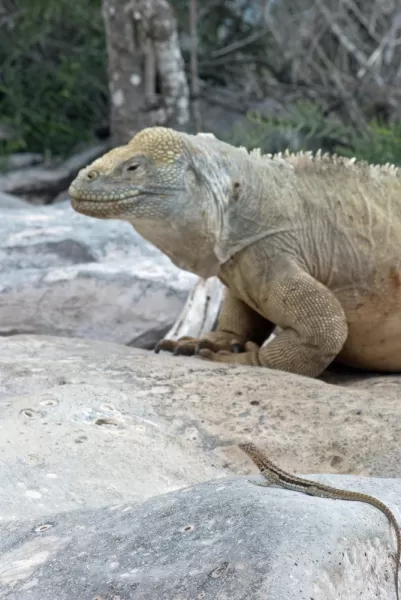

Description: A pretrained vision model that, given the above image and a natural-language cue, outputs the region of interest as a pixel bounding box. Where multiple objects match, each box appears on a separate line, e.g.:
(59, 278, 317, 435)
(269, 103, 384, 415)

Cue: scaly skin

(239, 441, 400, 600)
(69, 126, 401, 378)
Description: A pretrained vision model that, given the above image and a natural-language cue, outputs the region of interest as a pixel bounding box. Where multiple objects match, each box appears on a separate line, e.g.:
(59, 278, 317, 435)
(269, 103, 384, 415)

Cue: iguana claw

(198, 341, 261, 365)
(154, 336, 246, 357)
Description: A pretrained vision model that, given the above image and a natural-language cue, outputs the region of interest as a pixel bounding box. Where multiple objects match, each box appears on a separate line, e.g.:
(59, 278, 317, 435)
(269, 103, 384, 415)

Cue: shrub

(228, 102, 401, 166)
(0, 0, 108, 157)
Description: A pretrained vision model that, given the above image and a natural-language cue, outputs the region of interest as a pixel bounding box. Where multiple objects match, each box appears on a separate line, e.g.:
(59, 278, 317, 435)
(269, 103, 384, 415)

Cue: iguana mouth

(69, 185, 184, 204)
(70, 195, 141, 219)
(70, 193, 143, 204)
(68, 182, 145, 203)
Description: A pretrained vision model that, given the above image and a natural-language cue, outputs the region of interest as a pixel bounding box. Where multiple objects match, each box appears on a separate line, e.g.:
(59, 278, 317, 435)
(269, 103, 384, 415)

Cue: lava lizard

(239, 441, 400, 600)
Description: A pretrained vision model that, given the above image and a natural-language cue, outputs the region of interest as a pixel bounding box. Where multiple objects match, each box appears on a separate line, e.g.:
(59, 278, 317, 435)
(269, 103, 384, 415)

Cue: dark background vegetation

(2, 0, 401, 164)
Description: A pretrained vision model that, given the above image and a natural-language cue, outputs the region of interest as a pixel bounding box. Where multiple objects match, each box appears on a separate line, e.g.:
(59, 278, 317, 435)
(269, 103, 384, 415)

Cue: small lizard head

(239, 442, 262, 464)
(238, 441, 273, 472)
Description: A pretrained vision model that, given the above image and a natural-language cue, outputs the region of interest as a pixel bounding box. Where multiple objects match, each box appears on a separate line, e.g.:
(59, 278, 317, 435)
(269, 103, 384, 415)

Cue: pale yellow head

(69, 127, 187, 220)
(69, 126, 234, 277)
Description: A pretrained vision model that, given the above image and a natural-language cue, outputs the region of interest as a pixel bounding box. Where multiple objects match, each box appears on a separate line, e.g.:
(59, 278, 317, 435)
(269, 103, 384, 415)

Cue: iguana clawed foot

(154, 333, 247, 357)
(198, 341, 261, 366)
(155, 335, 261, 366)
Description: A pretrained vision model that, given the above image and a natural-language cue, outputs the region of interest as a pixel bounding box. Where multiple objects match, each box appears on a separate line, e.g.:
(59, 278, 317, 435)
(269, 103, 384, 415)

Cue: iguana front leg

(155, 289, 274, 356)
(198, 265, 348, 378)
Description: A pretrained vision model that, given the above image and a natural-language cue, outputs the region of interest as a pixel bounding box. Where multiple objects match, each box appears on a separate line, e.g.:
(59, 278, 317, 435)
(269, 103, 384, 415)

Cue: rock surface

(0, 204, 196, 346)
(0, 142, 110, 202)
(0, 476, 399, 599)
(2, 334, 401, 514)
(1, 335, 401, 598)
(0, 152, 43, 171)
(0, 191, 29, 209)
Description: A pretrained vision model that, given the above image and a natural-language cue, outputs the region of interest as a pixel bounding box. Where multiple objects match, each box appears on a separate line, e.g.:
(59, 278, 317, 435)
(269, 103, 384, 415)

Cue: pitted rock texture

(1, 334, 401, 521)
(1, 335, 401, 598)
(0, 477, 399, 600)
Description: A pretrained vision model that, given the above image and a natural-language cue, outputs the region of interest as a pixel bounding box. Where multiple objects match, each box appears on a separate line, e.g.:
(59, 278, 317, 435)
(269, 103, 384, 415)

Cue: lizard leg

(249, 479, 274, 487)
(155, 288, 273, 356)
(198, 262, 348, 377)
(249, 468, 280, 487)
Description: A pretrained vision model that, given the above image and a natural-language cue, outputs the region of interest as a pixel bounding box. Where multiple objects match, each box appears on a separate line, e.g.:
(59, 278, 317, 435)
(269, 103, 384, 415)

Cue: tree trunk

(101, 0, 190, 146)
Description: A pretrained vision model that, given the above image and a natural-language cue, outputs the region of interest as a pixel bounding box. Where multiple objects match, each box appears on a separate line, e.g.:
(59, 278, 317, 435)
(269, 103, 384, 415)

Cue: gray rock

(0, 152, 43, 171)
(1, 333, 401, 520)
(0, 379, 224, 519)
(1, 335, 401, 598)
(51, 189, 71, 204)
(0, 203, 196, 345)
(0, 476, 399, 599)
(0, 142, 111, 200)
(0, 191, 29, 210)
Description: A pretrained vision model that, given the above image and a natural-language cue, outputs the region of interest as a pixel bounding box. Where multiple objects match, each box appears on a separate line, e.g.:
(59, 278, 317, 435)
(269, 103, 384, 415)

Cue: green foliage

(340, 120, 401, 166)
(2, 0, 401, 166)
(0, 0, 108, 157)
(228, 101, 401, 166)
(1, 0, 265, 157)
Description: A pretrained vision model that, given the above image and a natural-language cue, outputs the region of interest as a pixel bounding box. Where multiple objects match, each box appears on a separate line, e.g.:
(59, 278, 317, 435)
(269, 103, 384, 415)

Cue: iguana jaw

(70, 192, 140, 220)
(70, 187, 221, 278)
(69, 125, 274, 278)
(68, 130, 224, 277)
(69, 184, 182, 220)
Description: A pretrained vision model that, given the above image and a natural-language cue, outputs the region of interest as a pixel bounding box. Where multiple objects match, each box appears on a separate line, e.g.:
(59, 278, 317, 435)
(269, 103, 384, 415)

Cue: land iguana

(68, 126, 401, 378)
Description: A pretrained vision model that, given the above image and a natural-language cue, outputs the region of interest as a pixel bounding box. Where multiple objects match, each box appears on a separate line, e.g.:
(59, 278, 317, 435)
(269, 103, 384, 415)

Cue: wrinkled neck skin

(205, 140, 296, 264)
(128, 218, 220, 278)
(131, 134, 295, 278)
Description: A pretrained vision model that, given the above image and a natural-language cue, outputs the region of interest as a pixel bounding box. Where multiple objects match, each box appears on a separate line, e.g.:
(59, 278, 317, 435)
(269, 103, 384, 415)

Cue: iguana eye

(85, 169, 99, 180)
(126, 163, 140, 172)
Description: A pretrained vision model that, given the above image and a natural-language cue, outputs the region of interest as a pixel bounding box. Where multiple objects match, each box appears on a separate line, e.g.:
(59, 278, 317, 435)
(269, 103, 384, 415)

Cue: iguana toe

(194, 339, 245, 354)
(231, 342, 244, 353)
(198, 346, 261, 366)
(154, 336, 246, 357)
(154, 336, 197, 355)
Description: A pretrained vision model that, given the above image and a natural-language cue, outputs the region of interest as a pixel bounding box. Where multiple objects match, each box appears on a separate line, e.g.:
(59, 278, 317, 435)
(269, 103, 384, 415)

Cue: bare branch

(317, 2, 385, 86)
(211, 28, 271, 59)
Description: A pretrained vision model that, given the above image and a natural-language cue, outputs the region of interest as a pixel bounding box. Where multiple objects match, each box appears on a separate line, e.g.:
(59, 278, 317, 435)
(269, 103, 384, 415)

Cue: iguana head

(69, 126, 278, 277)
(69, 126, 237, 277)
(69, 127, 190, 221)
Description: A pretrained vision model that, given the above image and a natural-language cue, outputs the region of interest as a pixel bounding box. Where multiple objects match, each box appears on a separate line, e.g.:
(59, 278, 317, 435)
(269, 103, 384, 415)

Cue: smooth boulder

(0, 203, 196, 346)
(0, 476, 399, 599)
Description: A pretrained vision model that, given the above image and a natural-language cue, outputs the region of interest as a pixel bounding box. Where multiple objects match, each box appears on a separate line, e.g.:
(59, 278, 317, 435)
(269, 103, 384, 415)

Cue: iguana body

(69, 126, 401, 378)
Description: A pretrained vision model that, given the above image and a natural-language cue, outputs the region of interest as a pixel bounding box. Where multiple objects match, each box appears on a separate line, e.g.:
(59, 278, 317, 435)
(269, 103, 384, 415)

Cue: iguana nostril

(86, 170, 99, 181)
